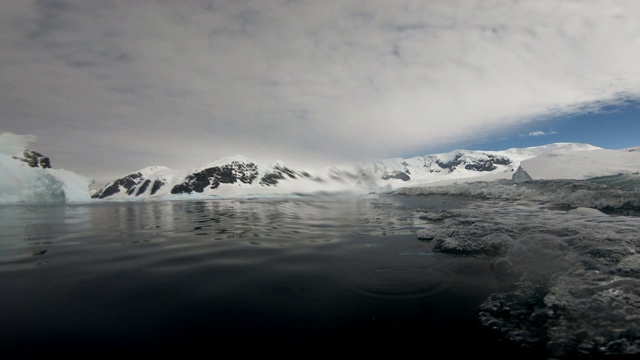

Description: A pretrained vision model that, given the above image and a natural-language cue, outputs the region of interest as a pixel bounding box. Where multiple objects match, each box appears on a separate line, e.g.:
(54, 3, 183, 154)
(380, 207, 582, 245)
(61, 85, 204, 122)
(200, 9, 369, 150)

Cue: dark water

(0, 195, 540, 357)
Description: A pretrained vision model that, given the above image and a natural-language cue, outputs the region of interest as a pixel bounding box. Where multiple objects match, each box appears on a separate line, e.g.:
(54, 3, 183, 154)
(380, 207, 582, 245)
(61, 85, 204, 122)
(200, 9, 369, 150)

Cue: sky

(1, 0, 639, 185)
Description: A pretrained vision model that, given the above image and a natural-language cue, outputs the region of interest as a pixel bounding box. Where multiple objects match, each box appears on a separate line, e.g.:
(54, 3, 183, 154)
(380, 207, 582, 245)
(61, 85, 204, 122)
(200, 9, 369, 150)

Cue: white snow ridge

(1, 132, 639, 206)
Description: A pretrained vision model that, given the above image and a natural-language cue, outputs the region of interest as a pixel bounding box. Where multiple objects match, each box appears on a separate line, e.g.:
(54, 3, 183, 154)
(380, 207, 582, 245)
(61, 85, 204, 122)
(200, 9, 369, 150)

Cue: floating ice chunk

(430, 232, 514, 255)
(416, 226, 452, 241)
(432, 195, 640, 358)
(0, 156, 92, 203)
(568, 207, 608, 216)
(396, 176, 640, 215)
(417, 210, 452, 221)
(0, 133, 93, 203)
(377, 184, 393, 193)
(511, 165, 533, 183)
(614, 254, 640, 276)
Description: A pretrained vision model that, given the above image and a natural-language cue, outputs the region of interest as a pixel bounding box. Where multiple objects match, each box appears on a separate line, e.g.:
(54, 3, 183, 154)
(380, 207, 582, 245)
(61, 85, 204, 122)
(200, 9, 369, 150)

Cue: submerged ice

(404, 177, 640, 358)
(398, 172, 640, 216)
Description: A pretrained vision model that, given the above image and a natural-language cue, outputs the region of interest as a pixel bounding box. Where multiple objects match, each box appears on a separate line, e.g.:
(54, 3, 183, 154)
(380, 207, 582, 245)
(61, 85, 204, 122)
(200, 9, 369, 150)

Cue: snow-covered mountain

(2, 130, 638, 203)
(90, 142, 629, 200)
(90, 155, 363, 199)
(362, 142, 603, 188)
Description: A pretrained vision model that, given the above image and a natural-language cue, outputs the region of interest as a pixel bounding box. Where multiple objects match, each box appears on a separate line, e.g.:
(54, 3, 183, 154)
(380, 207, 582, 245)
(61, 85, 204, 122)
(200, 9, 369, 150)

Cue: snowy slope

(520, 148, 640, 180)
(621, 146, 640, 153)
(0, 133, 93, 203)
(1, 130, 638, 203)
(90, 157, 365, 200)
(91, 142, 613, 200)
(367, 142, 603, 188)
(395, 145, 640, 213)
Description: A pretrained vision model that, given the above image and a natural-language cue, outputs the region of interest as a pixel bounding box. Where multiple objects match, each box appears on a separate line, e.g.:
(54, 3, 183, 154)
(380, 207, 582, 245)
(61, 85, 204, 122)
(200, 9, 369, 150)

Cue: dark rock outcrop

(92, 172, 146, 199)
(171, 161, 258, 194)
(436, 153, 511, 173)
(260, 164, 309, 186)
(13, 150, 51, 169)
(465, 155, 511, 171)
(435, 153, 464, 172)
(381, 171, 411, 181)
(150, 180, 164, 195)
(91, 159, 317, 199)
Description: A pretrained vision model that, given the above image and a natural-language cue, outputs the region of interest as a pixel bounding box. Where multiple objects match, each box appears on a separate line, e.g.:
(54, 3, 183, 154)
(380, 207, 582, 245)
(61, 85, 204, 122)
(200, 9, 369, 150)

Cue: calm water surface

(0, 195, 535, 357)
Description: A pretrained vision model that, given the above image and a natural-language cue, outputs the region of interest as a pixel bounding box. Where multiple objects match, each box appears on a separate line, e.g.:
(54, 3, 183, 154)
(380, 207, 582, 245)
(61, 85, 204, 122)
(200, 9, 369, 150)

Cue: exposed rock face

(171, 161, 259, 194)
(435, 153, 464, 172)
(150, 180, 165, 195)
(91, 172, 164, 199)
(381, 171, 411, 181)
(91, 151, 520, 199)
(435, 153, 511, 172)
(13, 150, 51, 169)
(259, 164, 300, 186)
(92, 159, 323, 198)
(465, 155, 511, 171)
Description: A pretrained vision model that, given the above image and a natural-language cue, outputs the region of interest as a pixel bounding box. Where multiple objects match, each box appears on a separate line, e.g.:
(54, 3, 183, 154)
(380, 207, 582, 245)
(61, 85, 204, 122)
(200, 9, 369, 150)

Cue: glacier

(0, 133, 93, 204)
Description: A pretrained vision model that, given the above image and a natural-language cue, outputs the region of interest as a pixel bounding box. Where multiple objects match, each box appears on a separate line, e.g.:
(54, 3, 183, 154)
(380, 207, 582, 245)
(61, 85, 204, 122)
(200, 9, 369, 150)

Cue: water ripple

(354, 266, 451, 302)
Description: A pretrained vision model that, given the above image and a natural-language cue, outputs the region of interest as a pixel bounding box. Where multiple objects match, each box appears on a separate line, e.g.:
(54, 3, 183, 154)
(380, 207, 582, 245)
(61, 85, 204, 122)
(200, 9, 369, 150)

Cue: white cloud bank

(527, 130, 558, 137)
(1, 0, 640, 183)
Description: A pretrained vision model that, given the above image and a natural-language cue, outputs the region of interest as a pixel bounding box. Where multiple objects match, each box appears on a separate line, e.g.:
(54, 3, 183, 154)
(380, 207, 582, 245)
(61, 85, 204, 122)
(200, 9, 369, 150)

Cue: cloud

(0, 132, 36, 156)
(1, 0, 640, 183)
(527, 130, 558, 137)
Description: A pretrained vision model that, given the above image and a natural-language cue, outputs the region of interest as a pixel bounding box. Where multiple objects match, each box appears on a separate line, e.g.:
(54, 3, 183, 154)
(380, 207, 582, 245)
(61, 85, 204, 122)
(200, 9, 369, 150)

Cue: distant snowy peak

(369, 151, 514, 178)
(91, 142, 610, 200)
(90, 168, 170, 199)
(90, 159, 330, 199)
(365, 142, 601, 185)
(170, 159, 284, 194)
(197, 154, 255, 170)
(501, 142, 602, 156)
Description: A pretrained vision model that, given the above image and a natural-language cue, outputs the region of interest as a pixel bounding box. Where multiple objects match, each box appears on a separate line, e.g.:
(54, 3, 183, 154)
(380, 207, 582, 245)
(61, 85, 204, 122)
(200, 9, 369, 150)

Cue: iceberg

(0, 133, 93, 204)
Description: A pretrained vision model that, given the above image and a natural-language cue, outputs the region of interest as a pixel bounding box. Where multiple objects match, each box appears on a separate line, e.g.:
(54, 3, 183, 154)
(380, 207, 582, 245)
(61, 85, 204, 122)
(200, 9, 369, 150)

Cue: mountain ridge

(90, 142, 622, 200)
